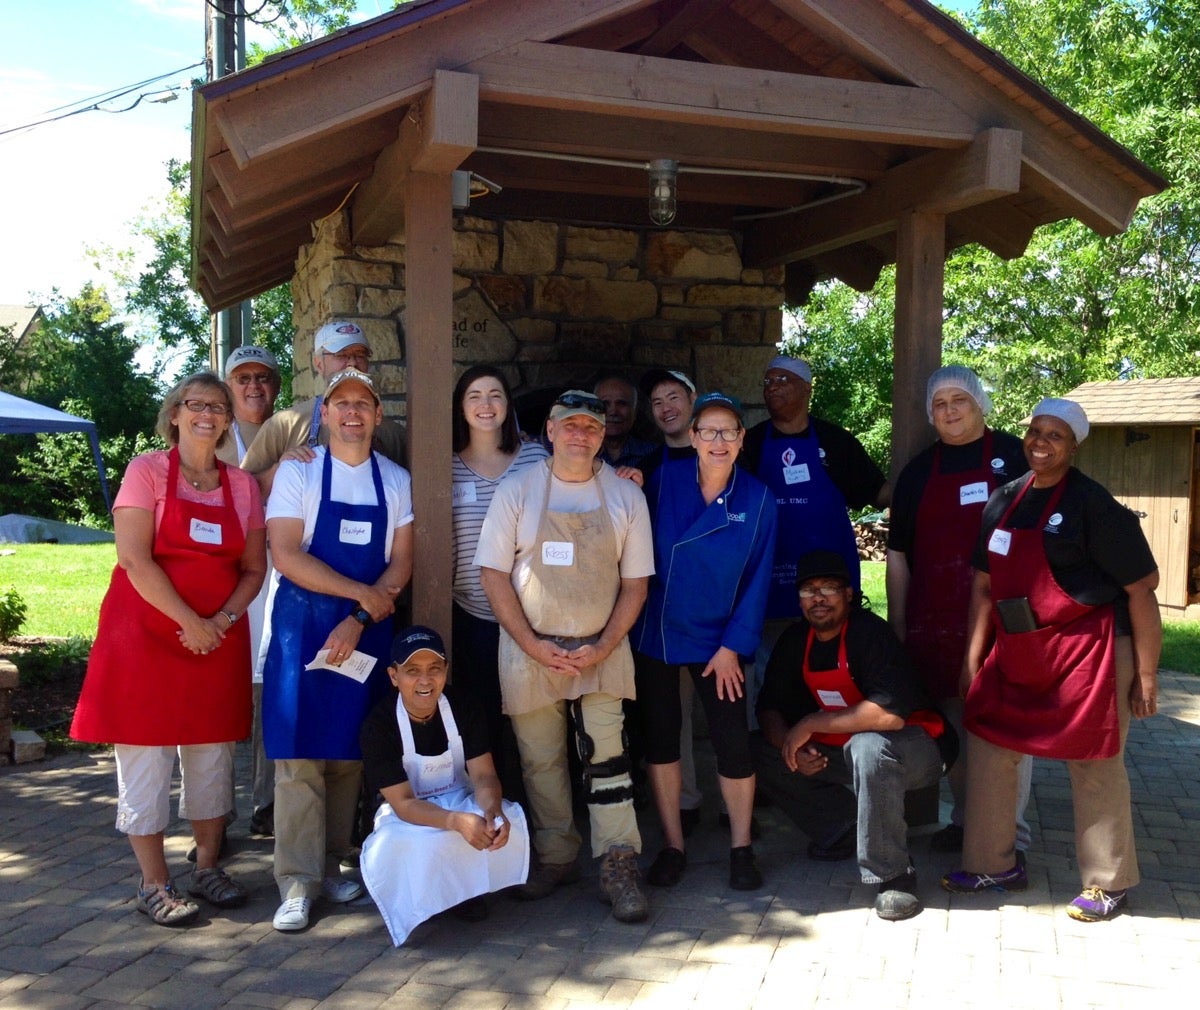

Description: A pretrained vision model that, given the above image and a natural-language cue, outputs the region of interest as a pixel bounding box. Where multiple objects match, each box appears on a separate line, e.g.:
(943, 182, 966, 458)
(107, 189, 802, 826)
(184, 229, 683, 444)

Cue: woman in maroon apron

(943, 398, 1161, 923)
(72, 372, 266, 926)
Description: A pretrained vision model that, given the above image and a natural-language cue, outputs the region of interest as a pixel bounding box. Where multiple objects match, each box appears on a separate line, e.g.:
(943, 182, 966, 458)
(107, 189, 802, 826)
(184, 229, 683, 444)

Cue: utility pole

(205, 0, 252, 373)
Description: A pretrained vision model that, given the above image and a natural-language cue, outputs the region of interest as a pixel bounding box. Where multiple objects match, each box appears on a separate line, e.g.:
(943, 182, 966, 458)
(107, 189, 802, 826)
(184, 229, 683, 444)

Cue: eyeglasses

(763, 374, 797, 387)
(323, 350, 371, 366)
(181, 399, 229, 415)
(798, 585, 844, 599)
(694, 427, 741, 442)
(232, 372, 275, 386)
(554, 393, 605, 416)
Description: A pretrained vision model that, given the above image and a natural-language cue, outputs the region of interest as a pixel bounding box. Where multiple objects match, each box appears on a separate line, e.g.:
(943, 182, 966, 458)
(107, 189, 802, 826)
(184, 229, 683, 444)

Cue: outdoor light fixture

(648, 158, 678, 226)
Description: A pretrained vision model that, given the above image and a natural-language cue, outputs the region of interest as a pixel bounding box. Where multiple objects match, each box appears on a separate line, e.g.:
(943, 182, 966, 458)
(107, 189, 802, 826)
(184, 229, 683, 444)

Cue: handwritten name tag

(452, 481, 478, 505)
(988, 528, 1012, 556)
(959, 481, 989, 506)
(190, 518, 223, 546)
(782, 463, 811, 485)
(541, 541, 574, 566)
(817, 689, 848, 708)
(340, 519, 372, 545)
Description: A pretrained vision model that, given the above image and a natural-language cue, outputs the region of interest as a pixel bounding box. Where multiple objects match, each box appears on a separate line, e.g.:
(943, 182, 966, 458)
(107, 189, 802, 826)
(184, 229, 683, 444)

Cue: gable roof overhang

(190, 0, 1166, 311)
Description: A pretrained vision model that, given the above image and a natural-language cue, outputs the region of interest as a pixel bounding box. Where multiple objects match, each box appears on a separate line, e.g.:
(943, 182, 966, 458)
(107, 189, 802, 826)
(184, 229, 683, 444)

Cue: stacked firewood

(854, 520, 888, 562)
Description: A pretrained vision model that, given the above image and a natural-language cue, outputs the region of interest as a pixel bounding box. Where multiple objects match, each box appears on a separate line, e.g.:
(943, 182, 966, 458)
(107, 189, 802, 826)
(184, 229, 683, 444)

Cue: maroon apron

(802, 621, 944, 747)
(905, 431, 997, 699)
(964, 473, 1119, 760)
(72, 448, 252, 745)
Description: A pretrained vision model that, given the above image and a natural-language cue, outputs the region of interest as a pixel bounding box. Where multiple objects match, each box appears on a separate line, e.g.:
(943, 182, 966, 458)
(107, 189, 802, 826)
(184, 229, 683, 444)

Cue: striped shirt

(452, 440, 549, 619)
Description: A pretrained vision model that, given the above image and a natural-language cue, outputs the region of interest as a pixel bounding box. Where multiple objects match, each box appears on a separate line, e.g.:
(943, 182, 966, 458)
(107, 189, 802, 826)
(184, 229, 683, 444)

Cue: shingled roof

(1062, 379, 1200, 427)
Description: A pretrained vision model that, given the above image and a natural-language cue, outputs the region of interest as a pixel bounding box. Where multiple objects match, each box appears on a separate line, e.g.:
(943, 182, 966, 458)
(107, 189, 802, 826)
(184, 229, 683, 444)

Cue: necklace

(180, 462, 218, 489)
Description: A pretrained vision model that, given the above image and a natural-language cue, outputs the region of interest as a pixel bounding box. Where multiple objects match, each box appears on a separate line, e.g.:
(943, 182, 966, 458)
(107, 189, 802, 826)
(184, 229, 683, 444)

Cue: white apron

(360, 694, 530, 946)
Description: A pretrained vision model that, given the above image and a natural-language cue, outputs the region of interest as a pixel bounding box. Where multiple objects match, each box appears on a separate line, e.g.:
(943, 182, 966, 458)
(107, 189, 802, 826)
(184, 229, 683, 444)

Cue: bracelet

(220, 610, 238, 626)
(351, 607, 373, 627)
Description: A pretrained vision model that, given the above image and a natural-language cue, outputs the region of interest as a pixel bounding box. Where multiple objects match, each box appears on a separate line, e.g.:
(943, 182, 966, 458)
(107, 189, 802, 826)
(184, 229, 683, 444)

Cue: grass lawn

(0, 542, 115, 639)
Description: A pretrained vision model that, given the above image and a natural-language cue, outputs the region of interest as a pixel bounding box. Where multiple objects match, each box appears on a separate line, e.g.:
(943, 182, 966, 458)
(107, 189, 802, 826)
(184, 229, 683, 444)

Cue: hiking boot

(875, 870, 921, 921)
(1066, 887, 1127, 922)
(599, 845, 648, 923)
(729, 845, 763, 890)
(941, 863, 1028, 893)
(514, 859, 581, 901)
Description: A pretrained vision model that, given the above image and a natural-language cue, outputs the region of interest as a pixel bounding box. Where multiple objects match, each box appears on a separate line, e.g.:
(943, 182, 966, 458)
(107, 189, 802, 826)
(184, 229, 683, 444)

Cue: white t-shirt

(473, 459, 654, 583)
(266, 448, 414, 560)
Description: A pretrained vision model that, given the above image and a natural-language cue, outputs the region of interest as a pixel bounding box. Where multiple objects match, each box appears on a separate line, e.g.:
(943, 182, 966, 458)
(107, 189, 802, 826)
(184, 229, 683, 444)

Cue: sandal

(188, 866, 248, 908)
(137, 880, 200, 926)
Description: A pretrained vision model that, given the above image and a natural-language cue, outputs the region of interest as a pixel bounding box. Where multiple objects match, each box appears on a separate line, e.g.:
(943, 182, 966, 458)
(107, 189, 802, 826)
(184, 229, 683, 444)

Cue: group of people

(70, 318, 1161, 942)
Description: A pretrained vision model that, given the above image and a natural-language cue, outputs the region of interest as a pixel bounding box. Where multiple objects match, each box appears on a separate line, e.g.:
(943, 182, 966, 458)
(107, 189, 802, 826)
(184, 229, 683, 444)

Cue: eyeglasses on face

(763, 374, 796, 387)
(324, 349, 371, 365)
(798, 584, 844, 599)
(554, 393, 605, 415)
(694, 426, 741, 442)
(181, 399, 229, 415)
(232, 372, 275, 386)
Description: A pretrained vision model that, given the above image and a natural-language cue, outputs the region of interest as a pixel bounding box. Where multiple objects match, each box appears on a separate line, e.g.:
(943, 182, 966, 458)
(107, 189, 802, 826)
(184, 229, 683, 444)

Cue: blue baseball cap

(390, 625, 447, 665)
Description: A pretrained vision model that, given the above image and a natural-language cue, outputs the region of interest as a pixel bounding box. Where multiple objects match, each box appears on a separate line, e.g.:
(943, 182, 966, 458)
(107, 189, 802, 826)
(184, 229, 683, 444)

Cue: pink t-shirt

(114, 451, 265, 537)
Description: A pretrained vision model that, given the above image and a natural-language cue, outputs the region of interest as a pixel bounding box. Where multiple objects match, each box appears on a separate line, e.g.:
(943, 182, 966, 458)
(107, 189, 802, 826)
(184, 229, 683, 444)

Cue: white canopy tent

(0, 389, 112, 513)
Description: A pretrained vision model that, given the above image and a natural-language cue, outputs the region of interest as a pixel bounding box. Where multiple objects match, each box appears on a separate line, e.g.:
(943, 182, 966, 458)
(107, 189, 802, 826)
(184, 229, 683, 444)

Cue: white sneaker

(320, 876, 364, 904)
(272, 896, 312, 932)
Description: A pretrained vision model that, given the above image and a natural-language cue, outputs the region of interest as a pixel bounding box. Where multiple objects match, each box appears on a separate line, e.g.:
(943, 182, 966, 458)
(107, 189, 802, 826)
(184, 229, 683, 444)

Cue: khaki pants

(511, 692, 640, 863)
(963, 636, 1139, 891)
(273, 758, 362, 900)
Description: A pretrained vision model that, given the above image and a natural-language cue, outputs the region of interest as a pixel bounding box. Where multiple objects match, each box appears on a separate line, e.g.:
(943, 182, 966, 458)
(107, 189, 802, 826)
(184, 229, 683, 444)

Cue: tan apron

(499, 463, 636, 716)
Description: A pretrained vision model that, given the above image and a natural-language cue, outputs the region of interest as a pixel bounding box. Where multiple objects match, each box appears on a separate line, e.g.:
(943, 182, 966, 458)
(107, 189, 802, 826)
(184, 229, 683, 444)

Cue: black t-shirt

(638, 443, 696, 484)
(359, 685, 490, 798)
(742, 415, 885, 509)
(888, 428, 1027, 561)
(757, 609, 935, 727)
(972, 467, 1157, 634)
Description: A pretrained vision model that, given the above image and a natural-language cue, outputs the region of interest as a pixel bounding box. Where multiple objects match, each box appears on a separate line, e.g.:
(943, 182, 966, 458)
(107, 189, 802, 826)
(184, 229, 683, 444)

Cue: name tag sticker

(339, 519, 372, 545)
(817, 689, 847, 708)
(541, 541, 574, 566)
(782, 463, 811, 485)
(959, 481, 989, 506)
(988, 528, 1012, 556)
(452, 481, 478, 505)
(190, 518, 222, 545)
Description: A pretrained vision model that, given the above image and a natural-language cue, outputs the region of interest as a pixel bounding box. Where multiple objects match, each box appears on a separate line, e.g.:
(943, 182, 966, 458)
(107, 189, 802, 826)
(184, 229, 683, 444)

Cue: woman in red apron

(943, 398, 1161, 922)
(72, 372, 266, 926)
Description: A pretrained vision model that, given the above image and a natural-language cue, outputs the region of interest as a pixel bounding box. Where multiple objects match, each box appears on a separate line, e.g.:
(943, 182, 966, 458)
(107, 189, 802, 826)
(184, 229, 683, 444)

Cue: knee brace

(571, 699, 634, 806)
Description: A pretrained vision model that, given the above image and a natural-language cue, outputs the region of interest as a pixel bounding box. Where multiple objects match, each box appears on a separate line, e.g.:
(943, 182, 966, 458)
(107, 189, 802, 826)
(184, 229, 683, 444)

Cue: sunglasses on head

(554, 393, 605, 415)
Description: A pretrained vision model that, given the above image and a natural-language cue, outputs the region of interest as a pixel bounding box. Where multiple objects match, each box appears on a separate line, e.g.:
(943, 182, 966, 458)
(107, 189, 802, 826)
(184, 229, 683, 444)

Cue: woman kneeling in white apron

(360, 625, 529, 945)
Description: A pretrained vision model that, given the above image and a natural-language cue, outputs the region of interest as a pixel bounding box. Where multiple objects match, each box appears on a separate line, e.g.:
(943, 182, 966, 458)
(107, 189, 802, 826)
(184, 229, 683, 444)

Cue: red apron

(964, 473, 1119, 760)
(802, 621, 944, 746)
(905, 431, 998, 699)
(71, 448, 252, 745)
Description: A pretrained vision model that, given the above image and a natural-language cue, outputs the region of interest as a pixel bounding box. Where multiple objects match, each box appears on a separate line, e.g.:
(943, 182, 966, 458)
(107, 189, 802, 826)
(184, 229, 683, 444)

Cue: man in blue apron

(742, 355, 889, 716)
(477, 390, 655, 924)
(263, 367, 414, 933)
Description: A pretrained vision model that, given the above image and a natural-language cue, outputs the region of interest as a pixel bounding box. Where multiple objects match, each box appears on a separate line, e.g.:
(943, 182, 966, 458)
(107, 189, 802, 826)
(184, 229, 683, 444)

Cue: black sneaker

(729, 845, 763, 890)
(646, 846, 687, 887)
(249, 803, 275, 837)
(875, 870, 921, 921)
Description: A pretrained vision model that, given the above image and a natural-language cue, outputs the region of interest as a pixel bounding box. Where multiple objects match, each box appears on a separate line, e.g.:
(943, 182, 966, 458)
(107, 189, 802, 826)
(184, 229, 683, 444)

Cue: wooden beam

(404, 170, 455, 636)
(813, 245, 887, 293)
(352, 71, 479, 246)
(891, 210, 945, 484)
(743, 127, 1022, 267)
(465, 41, 977, 145)
(636, 0, 727, 56)
(949, 198, 1039, 260)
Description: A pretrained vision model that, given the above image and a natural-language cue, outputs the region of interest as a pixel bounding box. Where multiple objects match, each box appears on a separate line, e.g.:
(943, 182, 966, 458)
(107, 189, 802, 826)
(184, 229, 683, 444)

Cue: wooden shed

(1063, 378, 1200, 617)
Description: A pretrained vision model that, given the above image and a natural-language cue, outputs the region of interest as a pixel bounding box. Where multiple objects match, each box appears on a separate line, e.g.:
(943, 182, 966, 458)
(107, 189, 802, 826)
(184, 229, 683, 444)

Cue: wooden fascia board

(464, 41, 977, 146)
(203, 0, 653, 168)
(776, 0, 1158, 233)
(352, 70, 479, 247)
(744, 127, 1022, 267)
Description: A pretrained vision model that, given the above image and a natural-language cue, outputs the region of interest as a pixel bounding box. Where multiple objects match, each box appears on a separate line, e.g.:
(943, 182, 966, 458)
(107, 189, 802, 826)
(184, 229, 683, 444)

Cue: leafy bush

(13, 636, 92, 688)
(0, 586, 28, 641)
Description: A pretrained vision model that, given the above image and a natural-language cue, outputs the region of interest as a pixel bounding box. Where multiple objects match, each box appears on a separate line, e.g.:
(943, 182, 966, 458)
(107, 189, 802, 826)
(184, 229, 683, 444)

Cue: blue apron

(755, 422, 860, 617)
(263, 450, 393, 760)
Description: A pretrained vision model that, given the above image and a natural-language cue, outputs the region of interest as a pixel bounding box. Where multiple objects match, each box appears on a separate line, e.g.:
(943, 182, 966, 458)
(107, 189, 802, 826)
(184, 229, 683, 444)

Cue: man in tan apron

(477, 390, 654, 923)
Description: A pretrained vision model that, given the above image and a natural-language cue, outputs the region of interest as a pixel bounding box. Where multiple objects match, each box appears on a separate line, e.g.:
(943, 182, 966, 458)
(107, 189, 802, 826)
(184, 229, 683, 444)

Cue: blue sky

(0, 0, 977, 309)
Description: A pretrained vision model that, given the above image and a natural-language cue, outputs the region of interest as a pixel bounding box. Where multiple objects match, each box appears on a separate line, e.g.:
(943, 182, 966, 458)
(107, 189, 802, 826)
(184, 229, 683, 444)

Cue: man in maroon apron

(886, 365, 1029, 854)
(478, 390, 655, 924)
(263, 368, 414, 933)
(943, 398, 1161, 923)
(754, 551, 952, 921)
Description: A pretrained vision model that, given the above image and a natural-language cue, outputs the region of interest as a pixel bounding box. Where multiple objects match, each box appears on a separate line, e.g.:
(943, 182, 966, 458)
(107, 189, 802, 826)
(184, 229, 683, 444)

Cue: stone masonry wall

(291, 210, 785, 424)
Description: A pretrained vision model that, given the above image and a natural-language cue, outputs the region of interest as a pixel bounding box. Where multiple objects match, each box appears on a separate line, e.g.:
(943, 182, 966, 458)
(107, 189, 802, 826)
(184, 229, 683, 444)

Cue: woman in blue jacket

(631, 392, 777, 891)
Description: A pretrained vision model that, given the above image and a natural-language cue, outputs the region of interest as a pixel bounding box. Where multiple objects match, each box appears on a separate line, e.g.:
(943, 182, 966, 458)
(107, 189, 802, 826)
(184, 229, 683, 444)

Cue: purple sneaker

(1066, 887, 1127, 922)
(941, 864, 1028, 893)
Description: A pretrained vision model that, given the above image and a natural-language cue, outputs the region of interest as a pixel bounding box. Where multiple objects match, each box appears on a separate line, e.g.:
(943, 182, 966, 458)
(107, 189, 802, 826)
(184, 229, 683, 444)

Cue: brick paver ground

(2, 672, 1198, 1010)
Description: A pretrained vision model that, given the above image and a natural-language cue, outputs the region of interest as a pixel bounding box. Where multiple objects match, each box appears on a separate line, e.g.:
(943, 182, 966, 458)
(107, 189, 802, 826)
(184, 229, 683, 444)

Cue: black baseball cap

(390, 625, 447, 665)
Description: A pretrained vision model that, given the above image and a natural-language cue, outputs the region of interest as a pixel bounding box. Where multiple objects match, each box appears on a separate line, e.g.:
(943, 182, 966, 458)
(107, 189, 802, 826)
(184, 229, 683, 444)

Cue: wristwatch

(351, 607, 373, 626)
(220, 610, 239, 626)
